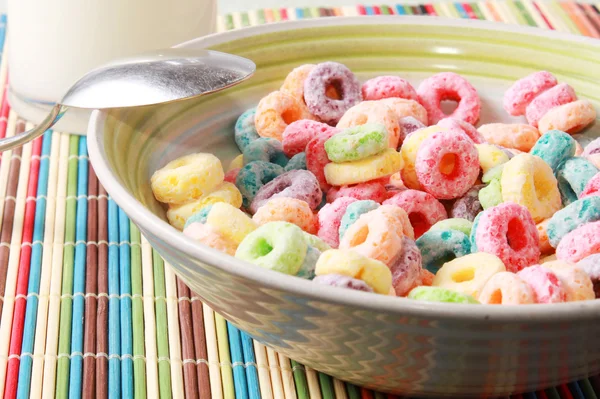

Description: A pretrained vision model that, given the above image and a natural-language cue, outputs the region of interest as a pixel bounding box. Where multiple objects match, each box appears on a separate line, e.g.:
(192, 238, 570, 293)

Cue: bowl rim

(88, 16, 600, 322)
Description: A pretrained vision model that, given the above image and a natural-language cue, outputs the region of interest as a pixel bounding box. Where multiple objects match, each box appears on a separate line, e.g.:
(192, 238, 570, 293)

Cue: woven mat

(0, 3, 599, 399)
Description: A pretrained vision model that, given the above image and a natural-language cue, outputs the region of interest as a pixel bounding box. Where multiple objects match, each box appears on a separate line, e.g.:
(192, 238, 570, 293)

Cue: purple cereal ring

(450, 184, 485, 222)
(303, 62, 362, 125)
(313, 273, 374, 292)
(249, 169, 322, 214)
(583, 137, 600, 157)
(438, 117, 486, 144)
(390, 237, 423, 296)
(398, 116, 426, 145)
(361, 76, 418, 102)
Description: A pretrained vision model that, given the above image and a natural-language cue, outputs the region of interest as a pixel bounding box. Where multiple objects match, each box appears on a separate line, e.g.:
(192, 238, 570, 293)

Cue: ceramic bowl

(88, 17, 600, 397)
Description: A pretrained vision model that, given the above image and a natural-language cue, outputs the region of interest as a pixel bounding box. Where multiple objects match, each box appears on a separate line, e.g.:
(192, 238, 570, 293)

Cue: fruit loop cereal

(149, 63, 599, 305)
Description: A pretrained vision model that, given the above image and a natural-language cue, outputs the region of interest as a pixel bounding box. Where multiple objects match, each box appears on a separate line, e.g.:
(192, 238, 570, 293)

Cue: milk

(7, 0, 217, 133)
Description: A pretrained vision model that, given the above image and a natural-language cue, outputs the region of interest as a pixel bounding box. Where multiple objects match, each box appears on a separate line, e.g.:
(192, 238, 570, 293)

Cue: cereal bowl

(88, 17, 600, 397)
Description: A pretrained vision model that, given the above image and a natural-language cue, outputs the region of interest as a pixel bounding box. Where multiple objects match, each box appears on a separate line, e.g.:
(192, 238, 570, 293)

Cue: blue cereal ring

(556, 157, 599, 205)
(243, 137, 289, 167)
(235, 107, 260, 152)
(296, 245, 321, 280)
(284, 152, 307, 172)
(547, 196, 600, 248)
(530, 130, 577, 172)
(338, 200, 380, 241)
(416, 229, 472, 274)
(183, 204, 213, 229)
(235, 161, 284, 208)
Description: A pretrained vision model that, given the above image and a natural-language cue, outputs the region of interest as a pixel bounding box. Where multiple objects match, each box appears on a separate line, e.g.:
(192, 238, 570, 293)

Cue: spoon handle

(0, 104, 67, 152)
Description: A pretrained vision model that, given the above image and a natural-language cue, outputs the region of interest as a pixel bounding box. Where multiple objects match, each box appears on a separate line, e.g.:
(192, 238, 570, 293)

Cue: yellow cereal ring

(167, 182, 243, 230)
(252, 197, 318, 234)
(543, 260, 595, 301)
(337, 101, 401, 149)
(400, 125, 446, 190)
(378, 98, 428, 125)
(315, 249, 392, 294)
(432, 253, 506, 298)
(206, 202, 257, 245)
(474, 143, 510, 174)
(183, 222, 237, 256)
(501, 153, 561, 222)
(477, 123, 540, 152)
(477, 271, 535, 304)
(324, 148, 403, 186)
(538, 100, 597, 135)
(255, 91, 310, 141)
(151, 153, 224, 205)
(228, 154, 244, 172)
(280, 64, 318, 120)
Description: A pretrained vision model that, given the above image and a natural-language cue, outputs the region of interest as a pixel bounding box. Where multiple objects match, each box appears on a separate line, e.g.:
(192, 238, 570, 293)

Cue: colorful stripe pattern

(0, 3, 599, 399)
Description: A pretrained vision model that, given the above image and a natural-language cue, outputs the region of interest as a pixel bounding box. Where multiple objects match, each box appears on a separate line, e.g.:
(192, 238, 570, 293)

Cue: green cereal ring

(479, 179, 503, 210)
(236, 221, 308, 275)
(430, 218, 473, 236)
(482, 164, 504, 184)
(324, 123, 388, 163)
(408, 286, 480, 304)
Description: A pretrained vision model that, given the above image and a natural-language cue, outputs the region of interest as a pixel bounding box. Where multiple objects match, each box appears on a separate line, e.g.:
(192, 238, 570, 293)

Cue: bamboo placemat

(0, 3, 599, 399)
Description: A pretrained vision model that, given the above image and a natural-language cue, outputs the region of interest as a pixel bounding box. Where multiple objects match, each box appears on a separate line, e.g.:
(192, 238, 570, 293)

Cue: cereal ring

(474, 144, 510, 174)
(419, 269, 436, 287)
(544, 260, 595, 301)
(430, 218, 473, 236)
(438, 118, 485, 144)
(556, 157, 599, 205)
(477, 272, 535, 305)
(450, 185, 485, 222)
(324, 148, 403, 186)
(167, 182, 242, 230)
(556, 221, 600, 263)
(228, 154, 244, 172)
(234, 107, 260, 152)
(501, 153, 561, 222)
(183, 204, 213, 229)
(253, 197, 318, 234)
(306, 128, 340, 190)
(547, 197, 600, 248)
(390, 237, 423, 296)
(525, 83, 577, 127)
(315, 249, 392, 294)
(416, 72, 481, 125)
(312, 274, 374, 292)
(338, 200, 380, 241)
(408, 286, 480, 304)
(151, 153, 224, 205)
(243, 137, 289, 167)
(503, 71, 557, 116)
(235, 161, 284, 208)
(325, 123, 388, 163)
(303, 62, 362, 125)
(317, 197, 357, 248)
(415, 131, 480, 200)
(583, 137, 600, 157)
(517, 265, 566, 304)
(433, 252, 506, 298)
(249, 169, 322, 214)
(183, 222, 237, 256)
(530, 130, 577, 172)
(296, 245, 321, 280)
(577, 254, 600, 298)
(581, 173, 600, 199)
(339, 205, 409, 265)
(587, 154, 600, 169)
(284, 153, 307, 172)
(474, 203, 539, 272)
(224, 168, 241, 184)
(416, 229, 471, 274)
(477, 124, 540, 152)
(255, 91, 308, 141)
(303, 231, 331, 253)
(236, 221, 308, 275)
(282, 120, 338, 157)
(536, 219, 554, 256)
(326, 181, 388, 204)
(478, 179, 503, 210)
(397, 117, 426, 144)
(541, 254, 557, 263)
(400, 125, 445, 190)
(378, 98, 427, 126)
(383, 189, 447, 238)
(337, 101, 401, 149)
(205, 202, 257, 245)
(361, 76, 418, 102)
(538, 99, 597, 135)
(280, 64, 318, 119)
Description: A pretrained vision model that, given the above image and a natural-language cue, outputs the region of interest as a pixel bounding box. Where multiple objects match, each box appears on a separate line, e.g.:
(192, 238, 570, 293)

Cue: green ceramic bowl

(88, 17, 600, 397)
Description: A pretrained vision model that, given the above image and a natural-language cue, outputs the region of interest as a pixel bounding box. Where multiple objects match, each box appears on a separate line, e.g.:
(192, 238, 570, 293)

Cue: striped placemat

(0, 3, 599, 399)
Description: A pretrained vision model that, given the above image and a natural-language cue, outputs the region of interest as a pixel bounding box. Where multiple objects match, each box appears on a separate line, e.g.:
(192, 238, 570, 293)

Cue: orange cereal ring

(280, 64, 318, 120)
(477, 272, 535, 305)
(538, 99, 597, 135)
(536, 219, 555, 256)
(252, 197, 318, 234)
(337, 101, 401, 149)
(255, 91, 310, 141)
(477, 123, 540, 152)
(378, 98, 428, 126)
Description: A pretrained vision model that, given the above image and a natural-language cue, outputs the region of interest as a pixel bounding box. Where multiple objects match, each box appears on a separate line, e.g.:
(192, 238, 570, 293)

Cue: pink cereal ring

(438, 117, 485, 144)
(326, 181, 388, 204)
(417, 72, 481, 125)
(477, 272, 535, 304)
(282, 120, 338, 157)
(503, 71, 558, 116)
(415, 131, 480, 200)
(255, 91, 311, 141)
(183, 222, 237, 256)
(317, 196, 357, 248)
(306, 128, 340, 191)
(580, 173, 600, 199)
(303, 62, 362, 125)
(383, 189, 446, 239)
(336, 101, 401, 149)
(361, 76, 418, 102)
(525, 83, 577, 127)
(475, 202, 540, 272)
(517, 265, 567, 304)
(252, 197, 318, 234)
(556, 220, 600, 263)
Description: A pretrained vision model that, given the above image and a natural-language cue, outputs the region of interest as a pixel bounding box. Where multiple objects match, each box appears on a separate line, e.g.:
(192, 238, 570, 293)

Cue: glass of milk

(7, 0, 217, 133)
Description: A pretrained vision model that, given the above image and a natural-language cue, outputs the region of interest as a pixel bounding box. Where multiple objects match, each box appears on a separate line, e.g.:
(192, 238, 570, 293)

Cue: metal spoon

(0, 49, 256, 152)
